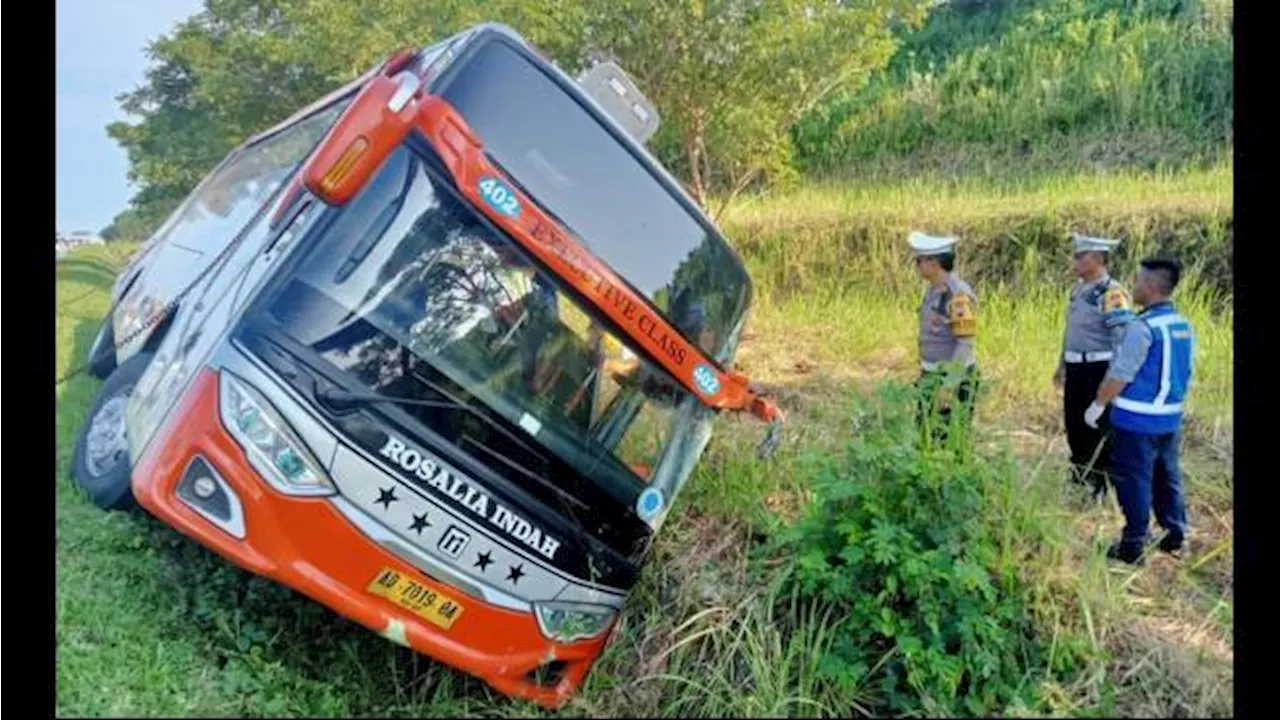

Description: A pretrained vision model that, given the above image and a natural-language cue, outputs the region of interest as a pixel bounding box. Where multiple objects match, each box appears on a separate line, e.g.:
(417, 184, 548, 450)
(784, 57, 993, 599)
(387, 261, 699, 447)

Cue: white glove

(1084, 401, 1105, 429)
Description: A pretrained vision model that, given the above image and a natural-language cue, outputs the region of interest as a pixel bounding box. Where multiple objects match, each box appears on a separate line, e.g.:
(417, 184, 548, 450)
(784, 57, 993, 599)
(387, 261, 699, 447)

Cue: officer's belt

(1063, 350, 1113, 364)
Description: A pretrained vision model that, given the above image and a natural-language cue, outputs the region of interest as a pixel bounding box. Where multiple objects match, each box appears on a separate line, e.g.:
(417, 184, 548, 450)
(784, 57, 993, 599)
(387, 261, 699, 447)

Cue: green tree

(520, 0, 930, 217)
(99, 195, 182, 243)
(107, 0, 927, 233)
(105, 0, 491, 240)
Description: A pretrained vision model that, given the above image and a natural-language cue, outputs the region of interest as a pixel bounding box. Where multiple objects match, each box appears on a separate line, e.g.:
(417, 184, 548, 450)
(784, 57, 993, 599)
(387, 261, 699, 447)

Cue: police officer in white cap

(1053, 233, 1135, 499)
(909, 231, 979, 441)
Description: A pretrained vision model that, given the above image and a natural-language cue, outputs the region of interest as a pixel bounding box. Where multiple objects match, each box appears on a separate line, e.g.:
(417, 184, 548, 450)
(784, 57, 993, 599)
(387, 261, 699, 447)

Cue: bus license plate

(366, 567, 465, 630)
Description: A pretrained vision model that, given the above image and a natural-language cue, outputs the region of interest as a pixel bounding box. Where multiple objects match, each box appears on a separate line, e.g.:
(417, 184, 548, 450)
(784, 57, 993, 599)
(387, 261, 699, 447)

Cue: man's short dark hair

(1140, 257, 1181, 294)
(936, 252, 956, 272)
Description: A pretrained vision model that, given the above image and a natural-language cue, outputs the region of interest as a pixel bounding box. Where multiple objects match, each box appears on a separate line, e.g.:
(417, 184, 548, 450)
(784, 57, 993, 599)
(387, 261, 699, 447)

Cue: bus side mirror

(301, 71, 422, 206)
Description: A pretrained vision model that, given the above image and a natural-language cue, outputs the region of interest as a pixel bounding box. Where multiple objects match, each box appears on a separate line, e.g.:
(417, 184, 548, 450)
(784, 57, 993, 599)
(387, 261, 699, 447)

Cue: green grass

(737, 279, 1232, 432)
(728, 161, 1232, 226)
(724, 161, 1234, 300)
(57, 162, 1234, 720)
(723, 163, 1234, 433)
(793, 0, 1233, 176)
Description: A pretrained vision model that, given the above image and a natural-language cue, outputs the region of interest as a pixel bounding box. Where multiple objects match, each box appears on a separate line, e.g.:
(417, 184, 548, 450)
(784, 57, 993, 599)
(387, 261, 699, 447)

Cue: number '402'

(479, 177, 520, 217)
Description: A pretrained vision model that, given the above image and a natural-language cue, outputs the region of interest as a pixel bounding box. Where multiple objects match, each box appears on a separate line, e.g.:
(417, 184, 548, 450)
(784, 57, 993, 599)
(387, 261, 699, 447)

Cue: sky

(56, 0, 204, 234)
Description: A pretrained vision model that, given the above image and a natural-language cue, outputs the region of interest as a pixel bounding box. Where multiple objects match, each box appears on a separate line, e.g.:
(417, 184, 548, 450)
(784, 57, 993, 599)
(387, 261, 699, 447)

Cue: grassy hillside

(722, 162, 1234, 430)
(56, 162, 1233, 716)
(792, 0, 1233, 178)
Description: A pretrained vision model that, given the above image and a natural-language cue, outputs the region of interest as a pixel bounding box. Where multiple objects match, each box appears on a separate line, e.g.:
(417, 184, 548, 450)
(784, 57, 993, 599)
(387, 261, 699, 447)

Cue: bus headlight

(533, 601, 616, 643)
(219, 371, 335, 496)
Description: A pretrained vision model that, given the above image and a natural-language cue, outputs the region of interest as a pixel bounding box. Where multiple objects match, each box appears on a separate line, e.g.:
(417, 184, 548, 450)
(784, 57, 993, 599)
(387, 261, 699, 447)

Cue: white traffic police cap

(908, 231, 958, 257)
(1071, 232, 1121, 253)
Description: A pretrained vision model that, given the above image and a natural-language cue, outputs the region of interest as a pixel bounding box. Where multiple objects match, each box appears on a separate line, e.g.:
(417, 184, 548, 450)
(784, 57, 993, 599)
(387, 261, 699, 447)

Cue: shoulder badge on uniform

(1101, 283, 1135, 327)
(1102, 285, 1130, 313)
(948, 293, 978, 337)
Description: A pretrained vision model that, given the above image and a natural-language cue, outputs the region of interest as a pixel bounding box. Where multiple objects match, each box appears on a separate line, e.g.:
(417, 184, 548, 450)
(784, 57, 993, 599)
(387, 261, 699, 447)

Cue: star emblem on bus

(408, 513, 430, 535)
(375, 487, 398, 509)
(506, 564, 525, 585)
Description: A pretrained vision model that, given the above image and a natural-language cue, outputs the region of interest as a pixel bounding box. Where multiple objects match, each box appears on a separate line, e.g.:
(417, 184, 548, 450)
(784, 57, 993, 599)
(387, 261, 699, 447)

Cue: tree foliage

(105, 0, 492, 240)
(104, 0, 927, 239)
(524, 0, 930, 213)
(790, 0, 1234, 174)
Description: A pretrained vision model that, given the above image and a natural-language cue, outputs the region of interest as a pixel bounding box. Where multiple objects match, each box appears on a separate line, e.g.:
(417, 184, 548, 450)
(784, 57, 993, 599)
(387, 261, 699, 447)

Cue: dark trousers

(1063, 361, 1112, 494)
(916, 367, 979, 442)
(1110, 427, 1189, 548)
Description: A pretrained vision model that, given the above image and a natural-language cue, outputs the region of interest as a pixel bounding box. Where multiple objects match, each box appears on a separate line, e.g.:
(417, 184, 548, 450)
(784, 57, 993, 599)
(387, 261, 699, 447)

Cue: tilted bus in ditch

(71, 23, 782, 708)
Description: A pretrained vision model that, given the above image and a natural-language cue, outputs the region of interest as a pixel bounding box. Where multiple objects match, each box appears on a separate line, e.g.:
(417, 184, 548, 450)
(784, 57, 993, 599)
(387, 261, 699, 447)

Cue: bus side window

(165, 102, 347, 258)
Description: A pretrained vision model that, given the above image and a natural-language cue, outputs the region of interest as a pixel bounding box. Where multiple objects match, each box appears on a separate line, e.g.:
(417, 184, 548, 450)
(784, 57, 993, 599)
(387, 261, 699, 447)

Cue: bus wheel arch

(71, 351, 155, 511)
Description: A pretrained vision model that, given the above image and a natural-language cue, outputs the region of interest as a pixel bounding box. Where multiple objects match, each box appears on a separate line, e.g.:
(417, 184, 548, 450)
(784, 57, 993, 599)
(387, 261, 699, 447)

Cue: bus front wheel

(71, 352, 154, 511)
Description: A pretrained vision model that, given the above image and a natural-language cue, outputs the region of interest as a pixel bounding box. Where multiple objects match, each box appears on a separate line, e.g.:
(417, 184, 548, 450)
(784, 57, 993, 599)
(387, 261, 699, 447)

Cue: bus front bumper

(131, 369, 612, 709)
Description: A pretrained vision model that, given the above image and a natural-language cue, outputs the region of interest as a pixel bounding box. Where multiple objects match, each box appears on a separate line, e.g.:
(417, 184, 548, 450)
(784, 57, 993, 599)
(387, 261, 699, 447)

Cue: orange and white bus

(71, 23, 781, 708)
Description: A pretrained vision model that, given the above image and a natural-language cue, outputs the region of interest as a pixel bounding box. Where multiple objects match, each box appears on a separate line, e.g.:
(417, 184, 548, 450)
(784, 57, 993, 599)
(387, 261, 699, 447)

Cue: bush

(775, 382, 1056, 715)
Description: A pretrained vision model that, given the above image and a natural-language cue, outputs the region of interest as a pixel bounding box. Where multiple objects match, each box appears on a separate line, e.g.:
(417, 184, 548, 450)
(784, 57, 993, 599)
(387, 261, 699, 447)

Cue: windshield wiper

(315, 385, 541, 458)
(459, 435, 589, 513)
(316, 384, 600, 561)
(316, 384, 588, 511)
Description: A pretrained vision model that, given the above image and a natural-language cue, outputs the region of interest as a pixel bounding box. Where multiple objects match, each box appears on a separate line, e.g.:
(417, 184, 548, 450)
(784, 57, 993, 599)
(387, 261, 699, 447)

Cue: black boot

(1157, 533, 1186, 559)
(1106, 540, 1145, 565)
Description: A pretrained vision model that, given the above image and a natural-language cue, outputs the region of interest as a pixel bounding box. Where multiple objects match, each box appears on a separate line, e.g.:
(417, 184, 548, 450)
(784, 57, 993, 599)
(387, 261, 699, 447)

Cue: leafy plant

(775, 382, 1059, 716)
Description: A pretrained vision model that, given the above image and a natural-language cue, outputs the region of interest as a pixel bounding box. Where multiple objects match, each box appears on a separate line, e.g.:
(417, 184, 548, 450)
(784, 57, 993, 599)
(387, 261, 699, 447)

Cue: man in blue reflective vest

(1084, 258, 1194, 564)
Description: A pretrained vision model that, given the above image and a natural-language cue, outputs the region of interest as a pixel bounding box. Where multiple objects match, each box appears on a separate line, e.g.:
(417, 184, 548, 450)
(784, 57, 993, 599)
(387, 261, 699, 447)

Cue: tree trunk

(697, 130, 712, 204)
(685, 110, 708, 208)
(686, 139, 706, 206)
(712, 167, 761, 223)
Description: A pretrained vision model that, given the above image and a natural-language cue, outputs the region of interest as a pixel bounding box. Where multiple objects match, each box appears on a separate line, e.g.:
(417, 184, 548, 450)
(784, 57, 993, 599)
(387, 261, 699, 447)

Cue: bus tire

(71, 352, 154, 511)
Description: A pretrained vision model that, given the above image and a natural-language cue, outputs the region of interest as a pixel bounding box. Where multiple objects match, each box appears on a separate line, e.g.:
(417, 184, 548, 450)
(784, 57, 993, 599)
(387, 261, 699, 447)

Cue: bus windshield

(262, 144, 698, 513)
(437, 36, 752, 363)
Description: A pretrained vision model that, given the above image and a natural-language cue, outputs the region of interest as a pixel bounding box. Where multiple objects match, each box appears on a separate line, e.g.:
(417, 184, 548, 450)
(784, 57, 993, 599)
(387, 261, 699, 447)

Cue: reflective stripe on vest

(1112, 397, 1183, 414)
(1114, 310, 1191, 420)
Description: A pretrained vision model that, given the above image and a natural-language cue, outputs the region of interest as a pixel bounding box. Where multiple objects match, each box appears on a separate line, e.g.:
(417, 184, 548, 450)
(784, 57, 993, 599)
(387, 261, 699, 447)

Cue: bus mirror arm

(724, 370, 785, 459)
(758, 416, 783, 459)
(749, 396, 784, 460)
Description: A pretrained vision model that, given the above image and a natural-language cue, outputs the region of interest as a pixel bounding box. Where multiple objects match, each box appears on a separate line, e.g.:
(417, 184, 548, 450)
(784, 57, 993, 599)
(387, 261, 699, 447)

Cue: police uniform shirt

(919, 273, 978, 369)
(1060, 274, 1135, 365)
